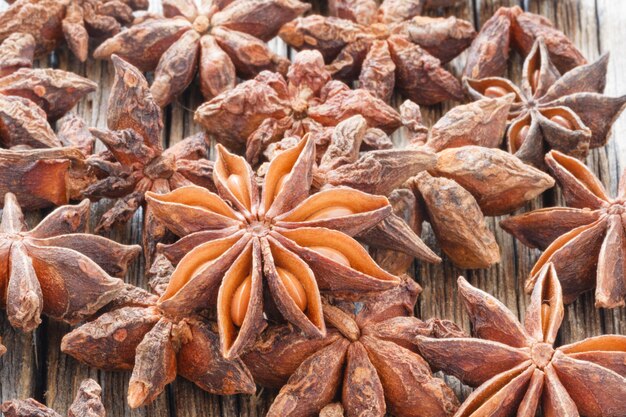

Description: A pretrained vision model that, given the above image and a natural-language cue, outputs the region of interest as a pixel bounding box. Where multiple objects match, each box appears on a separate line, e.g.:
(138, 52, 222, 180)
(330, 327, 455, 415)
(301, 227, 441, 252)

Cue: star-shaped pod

(2, 379, 106, 417)
(94, 0, 310, 107)
(279, 0, 475, 105)
(62, 281, 256, 408)
(0, 193, 139, 336)
(0, 0, 147, 61)
(146, 136, 402, 358)
(83, 56, 214, 259)
(400, 97, 554, 269)
(0, 33, 97, 150)
(502, 150, 626, 308)
(243, 278, 465, 417)
(194, 49, 401, 163)
(417, 266, 626, 417)
(465, 38, 626, 168)
(464, 6, 587, 79)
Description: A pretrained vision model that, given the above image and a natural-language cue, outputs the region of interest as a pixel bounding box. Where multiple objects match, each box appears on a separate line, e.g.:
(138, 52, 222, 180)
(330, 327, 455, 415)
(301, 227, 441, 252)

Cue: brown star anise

(0, 192, 139, 336)
(1, 379, 105, 417)
(501, 150, 626, 308)
(243, 277, 465, 417)
(279, 0, 476, 104)
(145, 136, 402, 359)
(465, 38, 626, 168)
(417, 265, 626, 417)
(0, 33, 97, 150)
(0, 0, 147, 61)
(194, 49, 402, 163)
(82, 55, 214, 259)
(93, 0, 310, 107)
(464, 6, 587, 79)
(62, 278, 256, 408)
(400, 97, 554, 268)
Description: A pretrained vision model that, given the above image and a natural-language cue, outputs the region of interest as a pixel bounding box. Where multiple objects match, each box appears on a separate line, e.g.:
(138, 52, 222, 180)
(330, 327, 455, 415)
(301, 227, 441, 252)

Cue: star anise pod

(93, 0, 310, 107)
(0, 192, 139, 337)
(145, 136, 403, 359)
(417, 265, 626, 417)
(501, 150, 626, 308)
(466, 38, 626, 168)
(82, 55, 214, 259)
(62, 266, 256, 408)
(0, 0, 147, 61)
(400, 97, 554, 268)
(279, 0, 476, 104)
(194, 49, 401, 163)
(0, 33, 97, 150)
(243, 277, 465, 417)
(1, 379, 105, 417)
(464, 6, 587, 79)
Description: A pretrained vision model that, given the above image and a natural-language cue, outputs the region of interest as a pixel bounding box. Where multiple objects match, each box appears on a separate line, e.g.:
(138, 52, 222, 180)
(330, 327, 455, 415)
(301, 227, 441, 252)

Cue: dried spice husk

(244, 277, 465, 417)
(146, 135, 403, 359)
(0, 147, 92, 210)
(400, 97, 554, 269)
(501, 150, 626, 308)
(0, 193, 139, 341)
(0, 0, 148, 61)
(94, 0, 309, 106)
(1, 378, 105, 417)
(416, 266, 626, 417)
(194, 49, 401, 162)
(279, 0, 475, 105)
(62, 269, 256, 408)
(82, 55, 214, 262)
(465, 38, 626, 168)
(464, 5, 587, 79)
(0, 34, 97, 150)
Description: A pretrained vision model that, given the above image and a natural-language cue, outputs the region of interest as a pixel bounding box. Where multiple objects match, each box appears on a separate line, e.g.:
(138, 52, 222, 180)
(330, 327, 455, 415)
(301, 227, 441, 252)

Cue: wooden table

(0, 0, 624, 416)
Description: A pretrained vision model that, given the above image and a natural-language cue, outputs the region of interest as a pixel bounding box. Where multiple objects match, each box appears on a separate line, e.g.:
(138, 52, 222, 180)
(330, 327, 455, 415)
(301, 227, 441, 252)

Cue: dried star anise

(466, 38, 626, 168)
(0, 33, 97, 150)
(194, 49, 401, 163)
(93, 0, 310, 106)
(501, 150, 626, 308)
(464, 6, 587, 79)
(82, 55, 213, 259)
(401, 97, 555, 268)
(1, 379, 105, 417)
(145, 136, 402, 359)
(417, 265, 626, 417)
(0, 192, 139, 336)
(62, 271, 256, 408)
(243, 277, 465, 417)
(279, 0, 476, 104)
(0, 0, 147, 61)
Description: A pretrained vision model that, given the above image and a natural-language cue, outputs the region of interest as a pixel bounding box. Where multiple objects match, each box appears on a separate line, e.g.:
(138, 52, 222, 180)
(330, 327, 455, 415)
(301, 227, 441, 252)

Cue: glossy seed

(306, 206, 355, 221)
(484, 86, 509, 98)
(309, 246, 351, 267)
(231, 275, 252, 327)
(514, 124, 530, 151)
(277, 267, 307, 312)
(531, 69, 540, 92)
(226, 174, 250, 207)
(550, 115, 573, 130)
(541, 303, 551, 338)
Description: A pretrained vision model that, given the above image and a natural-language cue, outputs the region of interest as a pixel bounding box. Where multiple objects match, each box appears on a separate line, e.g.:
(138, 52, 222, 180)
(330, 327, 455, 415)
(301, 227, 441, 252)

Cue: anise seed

(277, 267, 307, 312)
(514, 124, 530, 150)
(231, 275, 252, 327)
(309, 246, 351, 267)
(307, 206, 355, 220)
(531, 69, 540, 92)
(226, 174, 250, 207)
(484, 86, 509, 98)
(550, 115, 573, 130)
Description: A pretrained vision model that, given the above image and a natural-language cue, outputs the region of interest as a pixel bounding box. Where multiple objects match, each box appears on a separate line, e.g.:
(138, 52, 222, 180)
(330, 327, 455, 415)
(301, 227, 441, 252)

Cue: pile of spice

(0, 0, 624, 416)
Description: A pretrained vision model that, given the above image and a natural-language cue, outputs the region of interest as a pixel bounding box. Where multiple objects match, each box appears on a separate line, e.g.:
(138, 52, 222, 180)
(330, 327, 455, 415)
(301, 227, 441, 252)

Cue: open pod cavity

(214, 144, 258, 217)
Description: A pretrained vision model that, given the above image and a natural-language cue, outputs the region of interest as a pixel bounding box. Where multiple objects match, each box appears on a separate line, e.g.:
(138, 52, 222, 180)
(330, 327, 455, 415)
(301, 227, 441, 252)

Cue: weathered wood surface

(0, 0, 624, 416)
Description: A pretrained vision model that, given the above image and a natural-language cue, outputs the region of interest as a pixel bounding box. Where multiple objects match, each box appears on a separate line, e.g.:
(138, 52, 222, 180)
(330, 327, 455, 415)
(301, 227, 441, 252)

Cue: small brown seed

(514, 125, 530, 151)
(307, 206, 355, 220)
(550, 115, 573, 130)
(531, 69, 540, 91)
(484, 86, 509, 98)
(277, 267, 307, 312)
(226, 174, 250, 207)
(541, 303, 551, 337)
(309, 246, 351, 267)
(231, 275, 252, 327)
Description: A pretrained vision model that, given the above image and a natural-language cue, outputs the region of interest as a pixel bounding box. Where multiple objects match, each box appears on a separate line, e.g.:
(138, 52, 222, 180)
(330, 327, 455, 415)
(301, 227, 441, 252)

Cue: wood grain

(0, 0, 624, 416)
